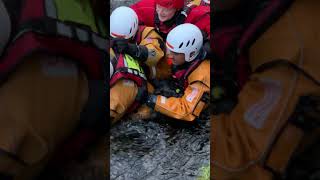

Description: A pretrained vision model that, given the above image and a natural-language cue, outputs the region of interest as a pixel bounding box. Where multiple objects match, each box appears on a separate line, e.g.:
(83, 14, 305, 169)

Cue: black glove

(145, 94, 157, 109)
(113, 39, 148, 62)
(112, 38, 129, 54)
(127, 44, 149, 62)
(154, 86, 183, 98)
(153, 79, 184, 98)
(176, 6, 192, 25)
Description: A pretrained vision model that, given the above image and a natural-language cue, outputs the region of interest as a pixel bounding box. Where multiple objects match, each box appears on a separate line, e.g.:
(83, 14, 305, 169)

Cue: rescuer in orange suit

(110, 6, 168, 124)
(144, 23, 210, 122)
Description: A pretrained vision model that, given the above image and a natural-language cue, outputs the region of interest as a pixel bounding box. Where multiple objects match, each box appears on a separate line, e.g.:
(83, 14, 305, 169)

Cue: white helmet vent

(110, 6, 139, 39)
(166, 24, 203, 62)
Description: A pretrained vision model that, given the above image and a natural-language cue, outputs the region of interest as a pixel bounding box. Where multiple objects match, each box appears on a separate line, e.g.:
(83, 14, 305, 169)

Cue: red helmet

(155, 0, 184, 9)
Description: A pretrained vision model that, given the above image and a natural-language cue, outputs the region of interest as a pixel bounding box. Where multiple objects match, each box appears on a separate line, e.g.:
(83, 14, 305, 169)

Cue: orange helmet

(155, 0, 184, 9)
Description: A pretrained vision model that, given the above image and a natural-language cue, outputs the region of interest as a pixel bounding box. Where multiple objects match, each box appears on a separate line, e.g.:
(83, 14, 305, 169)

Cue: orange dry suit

(109, 48, 149, 123)
(150, 53, 210, 122)
(112, 25, 170, 80)
(212, 0, 320, 179)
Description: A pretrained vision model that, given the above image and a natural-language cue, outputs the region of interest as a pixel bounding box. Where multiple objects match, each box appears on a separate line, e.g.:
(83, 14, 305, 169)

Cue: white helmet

(166, 23, 203, 62)
(110, 61, 114, 79)
(203, 0, 210, 4)
(110, 6, 139, 39)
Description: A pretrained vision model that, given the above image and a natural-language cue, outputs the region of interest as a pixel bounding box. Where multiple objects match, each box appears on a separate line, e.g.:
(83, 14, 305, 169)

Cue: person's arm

(139, 27, 165, 67)
(147, 82, 210, 121)
(112, 26, 165, 63)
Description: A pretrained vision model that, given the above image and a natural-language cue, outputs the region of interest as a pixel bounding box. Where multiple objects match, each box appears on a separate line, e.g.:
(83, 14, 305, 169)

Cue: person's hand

(112, 38, 129, 54)
(153, 79, 184, 98)
(113, 39, 148, 62)
(176, 6, 192, 25)
(145, 94, 157, 109)
(126, 43, 139, 57)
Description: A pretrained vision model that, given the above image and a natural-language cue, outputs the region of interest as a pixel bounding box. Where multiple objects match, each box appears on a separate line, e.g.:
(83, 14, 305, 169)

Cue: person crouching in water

(110, 6, 167, 124)
(144, 23, 210, 121)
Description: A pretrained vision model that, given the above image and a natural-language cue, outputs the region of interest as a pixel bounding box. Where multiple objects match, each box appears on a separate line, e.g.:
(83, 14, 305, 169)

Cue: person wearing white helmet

(110, 6, 169, 124)
(143, 23, 210, 122)
(109, 46, 157, 124)
(130, 0, 211, 59)
(110, 6, 169, 80)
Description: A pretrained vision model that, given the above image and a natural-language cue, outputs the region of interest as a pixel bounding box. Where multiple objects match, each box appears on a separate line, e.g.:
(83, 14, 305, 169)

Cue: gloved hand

(112, 38, 129, 54)
(153, 79, 183, 98)
(145, 94, 157, 109)
(113, 39, 148, 62)
(176, 6, 192, 25)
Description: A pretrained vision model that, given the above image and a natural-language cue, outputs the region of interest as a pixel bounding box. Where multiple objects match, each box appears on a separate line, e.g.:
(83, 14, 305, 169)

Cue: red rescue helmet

(155, 0, 184, 9)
